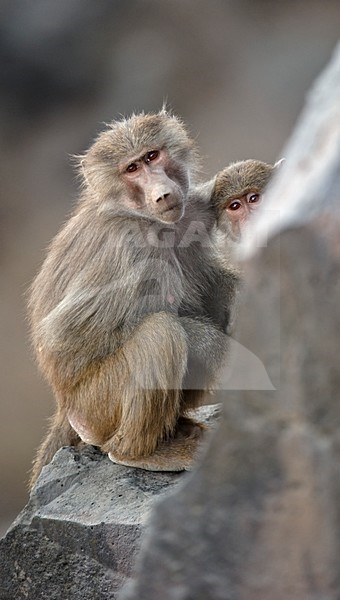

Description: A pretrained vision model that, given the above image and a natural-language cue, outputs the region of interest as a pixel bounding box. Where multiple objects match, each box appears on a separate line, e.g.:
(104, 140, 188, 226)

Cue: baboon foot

(108, 418, 206, 472)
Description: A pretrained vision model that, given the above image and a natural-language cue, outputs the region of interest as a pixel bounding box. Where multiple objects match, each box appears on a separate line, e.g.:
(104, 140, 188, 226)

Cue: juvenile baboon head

(212, 159, 281, 239)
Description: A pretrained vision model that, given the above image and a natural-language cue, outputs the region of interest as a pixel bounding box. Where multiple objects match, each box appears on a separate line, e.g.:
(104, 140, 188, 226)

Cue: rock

(120, 44, 340, 599)
(0, 405, 220, 600)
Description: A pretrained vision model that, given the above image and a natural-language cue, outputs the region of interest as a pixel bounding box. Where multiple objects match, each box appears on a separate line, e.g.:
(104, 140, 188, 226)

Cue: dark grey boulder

(120, 43, 340, 600)
(0, 405, 219, 600)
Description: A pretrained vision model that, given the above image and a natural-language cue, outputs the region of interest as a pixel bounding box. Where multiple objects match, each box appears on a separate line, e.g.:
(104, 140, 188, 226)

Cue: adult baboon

(29, 110, 234, 486)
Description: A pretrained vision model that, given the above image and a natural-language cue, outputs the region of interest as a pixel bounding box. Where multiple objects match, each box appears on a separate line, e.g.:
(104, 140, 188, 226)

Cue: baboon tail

(29, 410, 80, 489)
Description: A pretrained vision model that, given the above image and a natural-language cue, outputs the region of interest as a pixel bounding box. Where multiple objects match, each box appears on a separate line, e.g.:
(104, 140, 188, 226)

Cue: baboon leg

(69, 312, 194, 469)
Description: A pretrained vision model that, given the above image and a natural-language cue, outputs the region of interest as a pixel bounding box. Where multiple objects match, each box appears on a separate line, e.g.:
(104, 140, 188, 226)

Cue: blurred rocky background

(1, 0, 340, 535)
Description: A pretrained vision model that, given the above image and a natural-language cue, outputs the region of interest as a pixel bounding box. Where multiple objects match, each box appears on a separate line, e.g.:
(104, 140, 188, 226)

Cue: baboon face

(120, 147, 187, 224)
(223, 189, 263, 236)
(81, 112, 197, 225)
(213, 159, 277, 239)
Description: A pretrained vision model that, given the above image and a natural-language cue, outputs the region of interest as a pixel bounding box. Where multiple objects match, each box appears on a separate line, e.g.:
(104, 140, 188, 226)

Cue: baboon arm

(179, 317, 229, 388)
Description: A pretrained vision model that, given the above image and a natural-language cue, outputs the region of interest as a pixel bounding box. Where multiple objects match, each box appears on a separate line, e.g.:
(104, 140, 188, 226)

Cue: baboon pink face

(121, 148, 186, 224)
(213, 159, 283, 240)
(225, 190, 262, 235)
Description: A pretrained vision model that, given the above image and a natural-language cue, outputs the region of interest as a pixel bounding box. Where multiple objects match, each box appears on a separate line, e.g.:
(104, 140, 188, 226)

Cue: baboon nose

(156, 192, 170, 203)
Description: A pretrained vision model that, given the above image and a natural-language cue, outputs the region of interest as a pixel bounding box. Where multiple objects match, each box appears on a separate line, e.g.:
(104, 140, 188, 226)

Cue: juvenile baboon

(29, 110, 234, 486)
(210, 159, 280, 332)
(212, 159, 283, 246)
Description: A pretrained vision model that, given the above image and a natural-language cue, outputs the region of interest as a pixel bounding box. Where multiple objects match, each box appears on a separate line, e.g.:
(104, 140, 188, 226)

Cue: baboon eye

(228, 200, 241, 211)
(145, 150, 159, 163)
(247, 192, 261, 204)
(126, 162, 138, 173)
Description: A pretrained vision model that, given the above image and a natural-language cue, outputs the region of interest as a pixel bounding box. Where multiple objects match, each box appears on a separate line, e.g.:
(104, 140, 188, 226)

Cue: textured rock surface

(120, 44, 340, 599)
(0, 405, 220, 600)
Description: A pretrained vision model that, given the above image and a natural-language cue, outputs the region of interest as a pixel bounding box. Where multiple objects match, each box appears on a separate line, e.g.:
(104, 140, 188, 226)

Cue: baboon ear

(274, 158, 285, 169)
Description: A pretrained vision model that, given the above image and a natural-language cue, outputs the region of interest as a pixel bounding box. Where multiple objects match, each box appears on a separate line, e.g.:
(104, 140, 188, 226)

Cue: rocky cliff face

(0, 446, 179, 600)
(0, 406, 219, 600)
(120, 44, 340, 600)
